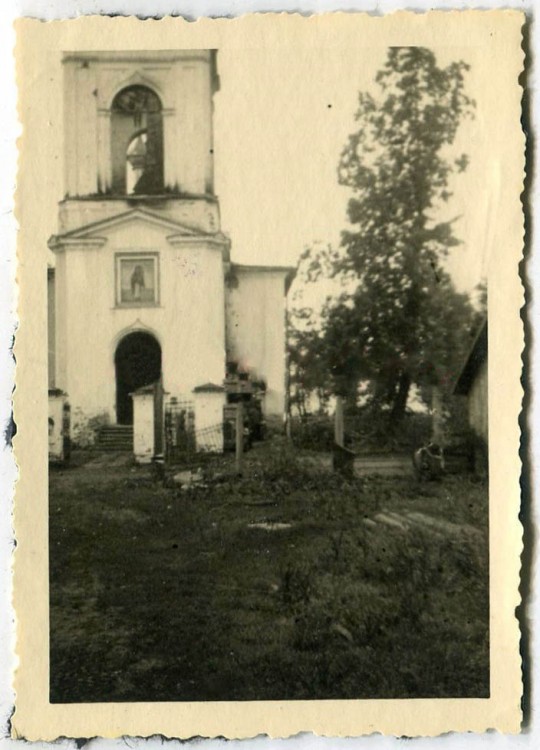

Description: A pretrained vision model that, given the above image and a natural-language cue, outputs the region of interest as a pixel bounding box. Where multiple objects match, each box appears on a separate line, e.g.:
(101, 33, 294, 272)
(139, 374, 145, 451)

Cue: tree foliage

(288, 317, 333, 416)
(287, 247, 336, 415)
(289, 47, 481, 422)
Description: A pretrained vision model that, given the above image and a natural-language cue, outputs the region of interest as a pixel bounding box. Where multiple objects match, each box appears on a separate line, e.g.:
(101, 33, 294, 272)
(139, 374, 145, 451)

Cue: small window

(116, 254, 159, 307)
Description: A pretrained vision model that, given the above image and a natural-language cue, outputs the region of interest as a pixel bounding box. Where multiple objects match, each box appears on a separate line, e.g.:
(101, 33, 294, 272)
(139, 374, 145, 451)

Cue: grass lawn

(49, 439, 489, 702)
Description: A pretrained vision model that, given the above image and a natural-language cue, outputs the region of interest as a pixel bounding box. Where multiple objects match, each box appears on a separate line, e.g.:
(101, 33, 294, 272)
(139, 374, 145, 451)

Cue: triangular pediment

(56, 208, 203, 242)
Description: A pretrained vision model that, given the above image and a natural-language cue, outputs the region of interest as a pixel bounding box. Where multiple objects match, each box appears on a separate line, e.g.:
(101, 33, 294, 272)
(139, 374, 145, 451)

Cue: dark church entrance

(115, 332, 162, 424)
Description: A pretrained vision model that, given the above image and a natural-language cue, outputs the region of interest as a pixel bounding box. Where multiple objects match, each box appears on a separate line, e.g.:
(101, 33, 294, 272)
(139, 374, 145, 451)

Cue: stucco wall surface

(133, 392, 155, 462)
(468, 360, 488, 445)
(194, 391, 226, 451)
(48, 271, 56, 388)
(225, 269, 287, 415)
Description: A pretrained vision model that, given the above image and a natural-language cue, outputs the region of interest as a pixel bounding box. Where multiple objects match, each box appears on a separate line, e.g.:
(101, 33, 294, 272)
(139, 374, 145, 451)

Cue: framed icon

(116, 253, 159, 306)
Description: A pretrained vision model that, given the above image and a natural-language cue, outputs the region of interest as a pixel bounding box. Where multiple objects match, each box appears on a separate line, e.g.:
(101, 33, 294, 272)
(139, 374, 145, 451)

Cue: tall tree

(315, 47, 475, 420)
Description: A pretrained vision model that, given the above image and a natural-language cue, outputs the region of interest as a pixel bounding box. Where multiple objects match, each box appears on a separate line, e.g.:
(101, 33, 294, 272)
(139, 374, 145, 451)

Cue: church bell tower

(60, 50, 221, 233)
(50, 51, 231, 427)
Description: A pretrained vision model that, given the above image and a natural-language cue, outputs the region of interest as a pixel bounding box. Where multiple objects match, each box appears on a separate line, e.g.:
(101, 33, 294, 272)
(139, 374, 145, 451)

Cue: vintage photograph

(46, 43, 491, 704)
(13, 12, 524, 738)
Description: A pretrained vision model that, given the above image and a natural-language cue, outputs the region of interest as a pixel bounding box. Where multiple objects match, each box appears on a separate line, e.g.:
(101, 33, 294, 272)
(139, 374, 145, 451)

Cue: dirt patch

(247, 522, 293, 531)
(99, 507, 147, 524)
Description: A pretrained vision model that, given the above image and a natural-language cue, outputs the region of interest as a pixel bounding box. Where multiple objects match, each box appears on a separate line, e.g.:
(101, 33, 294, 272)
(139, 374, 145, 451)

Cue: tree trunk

(431, 384, 444, 444)
(390, 371, 411, 424)
(334, 396, 345, 447)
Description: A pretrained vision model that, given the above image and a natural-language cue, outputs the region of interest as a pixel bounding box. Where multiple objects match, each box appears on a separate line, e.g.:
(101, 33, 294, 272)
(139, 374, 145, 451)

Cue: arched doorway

(115, 332, 162, 424)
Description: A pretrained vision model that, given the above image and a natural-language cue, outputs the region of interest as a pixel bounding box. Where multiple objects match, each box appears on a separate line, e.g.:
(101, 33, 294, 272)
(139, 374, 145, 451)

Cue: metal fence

(164, 397, 196, 463)
(193, 423, 224, 454)
(164, 396, 225, 462)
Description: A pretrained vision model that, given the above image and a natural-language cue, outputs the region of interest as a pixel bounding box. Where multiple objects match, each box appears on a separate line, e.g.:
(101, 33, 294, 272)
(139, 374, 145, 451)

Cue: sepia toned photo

(13, 13, 524, 739)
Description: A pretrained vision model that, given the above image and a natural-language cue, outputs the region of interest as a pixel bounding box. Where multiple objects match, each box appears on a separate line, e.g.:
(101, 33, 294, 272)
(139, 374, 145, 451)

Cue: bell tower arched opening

(114, 331, 162, 424)
(111, 85, 164, 195)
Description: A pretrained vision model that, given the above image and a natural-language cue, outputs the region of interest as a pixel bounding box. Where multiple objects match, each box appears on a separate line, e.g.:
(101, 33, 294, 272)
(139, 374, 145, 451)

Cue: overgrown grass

(49, 440, 488, 702)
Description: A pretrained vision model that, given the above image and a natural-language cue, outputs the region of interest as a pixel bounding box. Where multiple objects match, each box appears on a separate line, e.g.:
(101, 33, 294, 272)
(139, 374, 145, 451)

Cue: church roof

(193, 383, 225, 394)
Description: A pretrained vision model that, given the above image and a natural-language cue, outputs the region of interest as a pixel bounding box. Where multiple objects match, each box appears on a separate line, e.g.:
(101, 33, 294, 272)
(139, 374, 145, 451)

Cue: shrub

(346, 409, 432, 452)
(290, 409, 436, 453)
(290, 416, 334, 452)
(71, 410, 110, 449)
(246, 440, 324, 493)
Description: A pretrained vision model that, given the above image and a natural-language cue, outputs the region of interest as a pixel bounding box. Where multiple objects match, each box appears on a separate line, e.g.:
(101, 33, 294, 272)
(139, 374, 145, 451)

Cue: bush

(246, 439, 324, 492)
(346, 409, 432, 452)
(71, 409, 110, 449)
(290, 416, 334, 451)
(290, 409, 436, 453)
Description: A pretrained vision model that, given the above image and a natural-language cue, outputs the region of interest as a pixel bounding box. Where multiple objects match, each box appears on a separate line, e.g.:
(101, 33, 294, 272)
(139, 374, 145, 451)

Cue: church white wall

(132, 391, 155, 463)
(225, 270, 288, 416)
(54, 252, 68, 393)
(194, 390, 226, 452)
(54, 219, 226, 425)
(47, 270, 56, 388)
(63, 62, 99, 198)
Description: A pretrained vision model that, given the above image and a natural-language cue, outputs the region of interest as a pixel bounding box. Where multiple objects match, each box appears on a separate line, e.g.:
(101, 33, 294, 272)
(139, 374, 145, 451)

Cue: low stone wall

(49, 390, 70, 461)
(193, 388, 226, 452)
(133, 389, 155, 463)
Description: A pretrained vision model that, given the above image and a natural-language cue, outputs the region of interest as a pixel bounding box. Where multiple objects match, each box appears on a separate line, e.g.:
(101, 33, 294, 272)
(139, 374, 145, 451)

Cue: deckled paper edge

(11, 10, 525, 740)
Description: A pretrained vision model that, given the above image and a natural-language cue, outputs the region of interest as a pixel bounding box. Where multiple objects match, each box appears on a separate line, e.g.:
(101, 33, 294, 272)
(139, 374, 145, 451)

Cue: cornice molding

(48, 236, 107, 252)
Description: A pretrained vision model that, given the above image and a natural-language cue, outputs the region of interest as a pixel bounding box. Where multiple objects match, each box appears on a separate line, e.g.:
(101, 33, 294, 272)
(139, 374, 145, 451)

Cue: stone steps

(97, 425, 133, 452)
